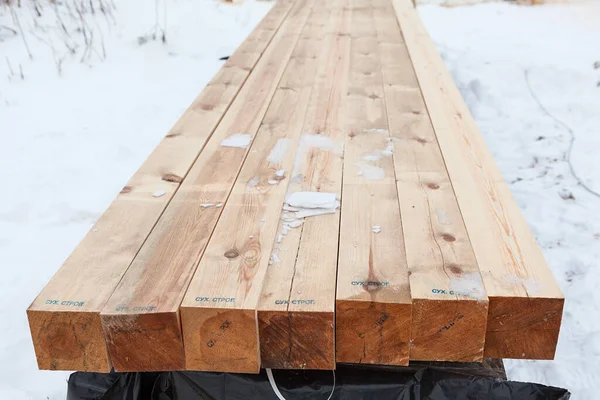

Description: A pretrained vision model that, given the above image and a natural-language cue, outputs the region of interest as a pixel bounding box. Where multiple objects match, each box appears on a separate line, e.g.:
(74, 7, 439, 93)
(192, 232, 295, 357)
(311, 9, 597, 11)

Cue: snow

(292, 134, 344, 177)
(449, 272, 486, 300)
(286, 192, 337, 209)
(354, 160, 386, 180)
(266, 138, 291, 164)
(220, 133, 253, 148)
(1, 0, 599, 398)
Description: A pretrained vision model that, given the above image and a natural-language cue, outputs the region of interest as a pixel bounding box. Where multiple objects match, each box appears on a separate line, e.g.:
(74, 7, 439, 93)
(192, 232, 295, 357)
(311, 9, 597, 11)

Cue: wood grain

(378, 0, 488, 361)
(99, 0, 313, 372)
(256, 0, 352, 371)
(335, 0, 412, 366)
(26, 0, 294, 373)
(178, 0, 323, 373)
(392, 0, 563, 359)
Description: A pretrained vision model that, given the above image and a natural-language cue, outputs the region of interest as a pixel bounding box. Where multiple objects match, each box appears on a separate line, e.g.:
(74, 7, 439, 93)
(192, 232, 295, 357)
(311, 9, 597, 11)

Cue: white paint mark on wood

(372, 226, 381, 233)
(152, 190, 166, 197)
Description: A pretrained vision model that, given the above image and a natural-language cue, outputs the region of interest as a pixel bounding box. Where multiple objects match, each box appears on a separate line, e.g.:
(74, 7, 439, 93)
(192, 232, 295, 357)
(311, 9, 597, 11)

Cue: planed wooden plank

(179, 0, 338, 374)
(335, 0, 412, 367)
(26, 0, 295, 373)
(99, 0, 315, 373)
(256, 0, 352, 371)
(392, 0, 563, 359)
(376, 0, 488, 361)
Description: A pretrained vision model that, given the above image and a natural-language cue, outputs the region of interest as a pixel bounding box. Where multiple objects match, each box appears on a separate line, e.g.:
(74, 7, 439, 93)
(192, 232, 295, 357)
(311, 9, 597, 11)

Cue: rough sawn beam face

(334, 0, 412, 367)
(376, 0, 489, 362)
(255, 0, 350, 371)
(25, 0, 295, 373)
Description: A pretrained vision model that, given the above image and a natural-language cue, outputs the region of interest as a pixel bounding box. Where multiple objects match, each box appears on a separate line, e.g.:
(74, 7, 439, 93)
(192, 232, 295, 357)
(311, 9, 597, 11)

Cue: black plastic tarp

(67, 365, 570, 400)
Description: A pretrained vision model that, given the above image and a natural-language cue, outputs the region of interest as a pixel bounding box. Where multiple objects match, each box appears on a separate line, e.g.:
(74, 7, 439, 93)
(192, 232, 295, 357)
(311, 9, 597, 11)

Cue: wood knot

(448, 265, 463, 275)
(162, 173, 182, 183)
(224, 249, 239, 259)
(368, 94, 379, 100)
(412, 110, 421, 115)
(348, 132, 356, 138)
(427, 183, 440, 190)
(120, 186, 132, 194)
(415, 137, 427, 144)
(442, 234, 456, 242)
(165, 132, 180, 138)
(200, 104, 215, 111)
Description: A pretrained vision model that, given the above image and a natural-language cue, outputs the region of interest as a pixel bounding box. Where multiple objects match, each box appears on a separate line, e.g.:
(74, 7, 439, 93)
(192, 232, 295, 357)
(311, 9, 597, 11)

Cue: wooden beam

(392, 0, 563, 359)
(335, 0, 412, 366)
(99, 0, 314, 372)
(179, 0, 333, 374)
(378, 0, 488, 362)
(25, 0, 295, 373)
(256, 0, 352, 371)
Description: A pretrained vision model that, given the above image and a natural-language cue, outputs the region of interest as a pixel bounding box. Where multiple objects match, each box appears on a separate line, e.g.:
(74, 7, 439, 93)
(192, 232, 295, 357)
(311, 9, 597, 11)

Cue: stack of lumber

(27, 0, 564, 373)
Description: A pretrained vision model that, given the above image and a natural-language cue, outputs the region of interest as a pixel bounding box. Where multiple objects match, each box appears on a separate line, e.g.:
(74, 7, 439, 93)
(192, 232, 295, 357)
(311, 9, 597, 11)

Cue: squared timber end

(258, 310, 334, 370)
(181, 307, 259, 373)
(27, 309, 110, 372)
(410, 298, 488, 362)
(336, 300, 411, 366)
(100, 311, 184, 372)
(484, 296, 564, 359)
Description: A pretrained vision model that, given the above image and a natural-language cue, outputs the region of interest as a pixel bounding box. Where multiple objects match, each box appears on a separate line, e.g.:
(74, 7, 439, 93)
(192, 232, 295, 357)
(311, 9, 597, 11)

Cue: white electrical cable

(266, 368, 336, 400)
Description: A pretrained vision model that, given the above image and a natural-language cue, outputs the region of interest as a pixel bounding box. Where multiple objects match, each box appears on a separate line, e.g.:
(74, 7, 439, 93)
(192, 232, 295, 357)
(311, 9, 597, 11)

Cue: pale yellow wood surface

(256, 0, 350, 371)
(99, 0, 313, 372)
(180, 0, 334, 373)
(392, 0, 563, 359)
(26, 0, 295, 373)
(335, 0, 412, 366)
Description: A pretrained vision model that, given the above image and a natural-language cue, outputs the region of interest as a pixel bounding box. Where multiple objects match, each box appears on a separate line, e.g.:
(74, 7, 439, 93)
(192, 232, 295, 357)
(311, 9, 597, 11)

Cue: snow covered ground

(1, 0, 599, 398)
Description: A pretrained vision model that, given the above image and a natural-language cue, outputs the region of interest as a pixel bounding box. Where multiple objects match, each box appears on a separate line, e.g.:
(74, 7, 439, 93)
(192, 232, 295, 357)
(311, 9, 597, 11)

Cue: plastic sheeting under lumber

(67, 364, 570, 400)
